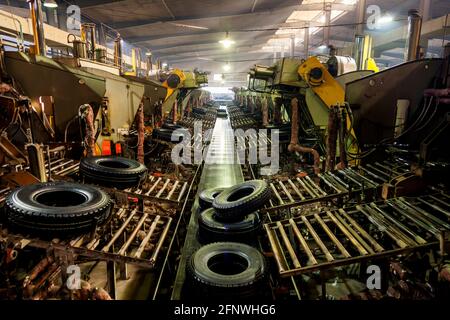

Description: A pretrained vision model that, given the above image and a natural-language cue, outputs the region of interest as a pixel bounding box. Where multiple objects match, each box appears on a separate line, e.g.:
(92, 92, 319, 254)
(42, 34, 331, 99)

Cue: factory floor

(172, 108, 244, 299)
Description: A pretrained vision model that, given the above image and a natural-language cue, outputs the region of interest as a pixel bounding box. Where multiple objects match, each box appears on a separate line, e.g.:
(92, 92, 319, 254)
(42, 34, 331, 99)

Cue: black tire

(198, 187, 226, 210)
(5, 182, 112, 237)
(162, 122, 185, 131)
(212, 180, 271, 221)
(192, 107, 206, 115)
(80, 156, 147, 189)
(152, 128, 186, 142)
(198, 208, 261, 245)
(186, 242, 267, 300)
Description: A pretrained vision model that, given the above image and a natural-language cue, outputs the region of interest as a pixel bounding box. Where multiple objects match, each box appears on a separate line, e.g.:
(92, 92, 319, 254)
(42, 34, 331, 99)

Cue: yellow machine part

(298, 56, 360, 162)
(366, 58, 380, 73)
(298, 56, 345, 107)
(163, 69, 186, 101)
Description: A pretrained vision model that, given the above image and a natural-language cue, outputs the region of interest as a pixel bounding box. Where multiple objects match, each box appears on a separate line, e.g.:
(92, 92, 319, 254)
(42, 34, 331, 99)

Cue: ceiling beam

(107, 4, 297, 30)
(299, 3, 355, 11)
(251, 0, 259, 13)
(127, 30, 223, 44)
(152, 33, 275, 54)
(160, 44, 269, 60)
(167, 51, 273, 64)
(160, 0, 175, 19)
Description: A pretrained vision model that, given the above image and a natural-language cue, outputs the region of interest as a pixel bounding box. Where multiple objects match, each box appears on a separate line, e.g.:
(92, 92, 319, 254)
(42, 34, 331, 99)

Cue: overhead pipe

(288, 97, 320, 174)
(404, 9, 423, 62)
(28, 0, 46, 56)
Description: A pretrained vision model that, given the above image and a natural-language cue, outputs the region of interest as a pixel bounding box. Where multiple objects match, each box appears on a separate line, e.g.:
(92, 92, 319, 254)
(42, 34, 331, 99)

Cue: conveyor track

(171, 107, 244, 299)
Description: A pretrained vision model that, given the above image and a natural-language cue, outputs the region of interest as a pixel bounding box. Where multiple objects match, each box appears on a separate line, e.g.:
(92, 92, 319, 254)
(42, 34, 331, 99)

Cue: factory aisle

(171, 106, 244, 299)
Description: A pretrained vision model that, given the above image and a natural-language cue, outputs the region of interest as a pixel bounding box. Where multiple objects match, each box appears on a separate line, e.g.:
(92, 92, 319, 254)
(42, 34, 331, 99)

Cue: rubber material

(198, 187, 226, 210)
(152, 128, 186, 142)
(212, 180, 271, 221)
(80, 156, 147, 189)
(5, 182, 112, 236)
(197, 208, 261, 245)
(162, 122, 185, 131)
(186, 242, 267, 300)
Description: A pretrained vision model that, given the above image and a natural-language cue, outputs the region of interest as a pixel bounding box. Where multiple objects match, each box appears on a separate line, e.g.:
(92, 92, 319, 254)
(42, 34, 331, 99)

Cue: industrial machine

(0, 0, 449, 303)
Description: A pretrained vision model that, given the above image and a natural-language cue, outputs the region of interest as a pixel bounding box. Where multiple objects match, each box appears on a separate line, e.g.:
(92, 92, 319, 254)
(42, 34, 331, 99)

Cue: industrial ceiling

(2, 0, 450, 86)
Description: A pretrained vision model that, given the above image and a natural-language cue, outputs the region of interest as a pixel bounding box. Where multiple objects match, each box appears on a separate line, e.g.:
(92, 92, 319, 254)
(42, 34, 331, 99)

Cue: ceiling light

(223, 62, 231, 72)
(219, 32, 235, 48)
(318, 45, 327, 50)
(145, 52, 152, 56)
(169, 22, 209, 30)
(162, 62, 168, 67)
(43, 0, 58, 8)
(378, 15, 393, 25)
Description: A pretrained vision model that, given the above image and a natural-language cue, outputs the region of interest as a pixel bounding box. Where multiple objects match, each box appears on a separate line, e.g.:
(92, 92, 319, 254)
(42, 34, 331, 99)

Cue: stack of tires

(186, 180, 272, 300)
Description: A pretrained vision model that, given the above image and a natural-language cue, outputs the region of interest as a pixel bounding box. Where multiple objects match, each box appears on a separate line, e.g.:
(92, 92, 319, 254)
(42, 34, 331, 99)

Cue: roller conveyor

(171, 107, 244, 299)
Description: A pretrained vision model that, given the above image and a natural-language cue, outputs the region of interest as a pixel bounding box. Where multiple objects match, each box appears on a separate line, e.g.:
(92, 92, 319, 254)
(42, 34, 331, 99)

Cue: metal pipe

(277, 221, 301, 268)
(324, 2, 332, 47)
(136, 101, 145, 164)
(419, 0, 431, 22)
(354, 35, 365, 70)
(405, 9, 423, 61)
(114, 36, 122, 70)
(355, 0, 366, 36)
(290, 34, 295, 58)
(150, 217, 172, 263)
(289, 219, 317, 264)
(288, 97, 320, 174)
(303, 23, 309, 58)
(28, 0, 46, 56)
(264, 224, 288, 272)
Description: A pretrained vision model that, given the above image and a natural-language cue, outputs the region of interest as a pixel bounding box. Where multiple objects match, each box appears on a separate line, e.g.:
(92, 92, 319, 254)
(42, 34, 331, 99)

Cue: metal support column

(290, 34, 295, 58)
(324, 2, 332, 47)
(28, 0, 46, 56)
(404, 9, 423, 62)
(355, 0, 366, 36)
(303, 23, 309, 59)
